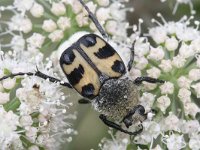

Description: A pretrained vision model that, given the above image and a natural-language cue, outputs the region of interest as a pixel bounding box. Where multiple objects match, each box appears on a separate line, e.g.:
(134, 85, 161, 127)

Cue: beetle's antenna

(78, 0, 108, 40)
(0, 68, 72, 88)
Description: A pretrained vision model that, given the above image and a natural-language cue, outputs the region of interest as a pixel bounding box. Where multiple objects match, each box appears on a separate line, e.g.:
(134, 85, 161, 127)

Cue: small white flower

(30, 3, 44, 18)
(165, 36, 179, 51)
(160, 82, 174, 95)
(69, 0, 82, 14)
(172, 55, 186, 68)
(51, 2, 66, 16)
(177, 76, 191, 89)
(134, 121, 161, 145)
(25, 127, 38, 143)
(192, 82, 200, 98)
(156, 95, 171, 113)
(76, 13, 89, 27)
(0, 106, 19, 139)
(19, 115, 33, 127)
(11, 35, 25, 51)
(0, 92, 10, 104)
(14, 0, 34, 12)
(191, 38, 200, 53)
(140, 92, 155, 112)
(48, 30, 64, 42)
(57, 17, 71, 30)
(178, 88, 191, 102)
(149, 26, 168, 44)
(105, 20, 117, 35)
(148, 46, 165, 61)
(134, 38, 150, 57)
(184, 102, 200, 117)
(159, 59, 172, 72)
(147, 67, 161, 78)
(162, 133, 186, 150)
(42, 19, 57, 32)
(97, 0, 110, 6)
(188, 69, 200, 81)
(2, 78, 16, 89)
(27, 33, 45, 48)
(181, 120, 199, 134)
(9, 14, 32, 33)
(16, 86, 42, 110)
(189, 133, 200, 150)
(129, 68, 141, 80)
(135, 57, 148, 70)
(179, 42, 194, 58)
(96, 7, 111, 22)
(162, 113, 180, 132)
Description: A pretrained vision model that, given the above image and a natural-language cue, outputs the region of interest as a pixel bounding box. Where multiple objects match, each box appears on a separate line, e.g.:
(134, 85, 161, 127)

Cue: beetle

(0, 0, 164, 135)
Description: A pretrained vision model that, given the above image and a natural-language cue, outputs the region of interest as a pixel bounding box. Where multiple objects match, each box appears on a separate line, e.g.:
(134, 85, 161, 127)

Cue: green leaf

(3, 97, 21, 112)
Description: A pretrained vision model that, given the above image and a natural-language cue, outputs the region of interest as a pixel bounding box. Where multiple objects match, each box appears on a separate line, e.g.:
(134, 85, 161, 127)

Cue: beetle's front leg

(134, 76, 164, 85)
(99, 114, 143, 135)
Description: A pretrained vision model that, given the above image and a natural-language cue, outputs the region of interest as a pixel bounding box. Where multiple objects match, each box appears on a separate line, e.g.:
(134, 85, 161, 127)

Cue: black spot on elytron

(111, 60, 126, 74)
(94, 44, 115, 59)
(67, 64, 84, 86)
(81, 83, 95, 99)
(60, 49, 75, 65)
(79, 34, 96, 47)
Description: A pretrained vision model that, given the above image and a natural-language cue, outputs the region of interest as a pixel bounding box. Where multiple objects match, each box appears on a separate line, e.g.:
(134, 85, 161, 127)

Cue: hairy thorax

(93, 78, 140, 120)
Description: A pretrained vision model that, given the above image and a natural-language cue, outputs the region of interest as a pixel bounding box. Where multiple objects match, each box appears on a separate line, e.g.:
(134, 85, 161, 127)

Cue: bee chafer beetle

(0, 0, 164, 135)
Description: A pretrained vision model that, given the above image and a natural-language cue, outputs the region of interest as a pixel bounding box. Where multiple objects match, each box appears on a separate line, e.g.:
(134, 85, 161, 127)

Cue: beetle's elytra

(60, 34, 126, 99)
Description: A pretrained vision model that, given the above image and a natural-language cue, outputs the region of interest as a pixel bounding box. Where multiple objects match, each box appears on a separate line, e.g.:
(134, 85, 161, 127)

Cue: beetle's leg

(99, 114, 143, 135)
(122, 105, 147, 128)
(0, 68, 72, 88)
(127, 44, 135, 71)
(78, 0, 108, 39)
(78, 98, 91, 104)
(134, 76, 164, 85)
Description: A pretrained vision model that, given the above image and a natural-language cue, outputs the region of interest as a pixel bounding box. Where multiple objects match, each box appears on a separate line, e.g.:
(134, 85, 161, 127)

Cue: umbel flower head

(100, 14, 200, 150)
(0, 0, 132, 149)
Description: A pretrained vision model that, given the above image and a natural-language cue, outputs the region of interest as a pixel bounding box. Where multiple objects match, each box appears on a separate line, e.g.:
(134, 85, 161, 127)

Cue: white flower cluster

(100, 14, 200, 150)
(0, 50, 77, 149)
(0, 0, 132, 149)
(128, 14, 200, 149)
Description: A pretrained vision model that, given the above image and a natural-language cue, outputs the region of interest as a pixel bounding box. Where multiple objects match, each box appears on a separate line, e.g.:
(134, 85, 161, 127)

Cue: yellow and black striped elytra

(60, 34, 126, 99)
